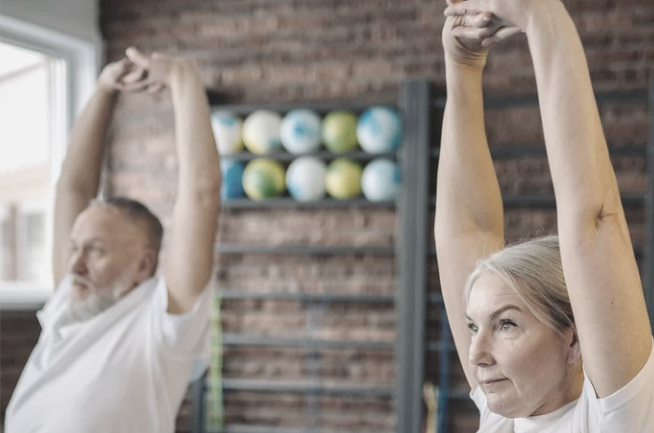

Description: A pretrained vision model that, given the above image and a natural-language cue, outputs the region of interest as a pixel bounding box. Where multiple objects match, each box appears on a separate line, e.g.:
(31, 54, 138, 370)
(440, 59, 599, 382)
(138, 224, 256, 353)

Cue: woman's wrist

(444, 55, 487, 77)
(522, 0, 568, 39)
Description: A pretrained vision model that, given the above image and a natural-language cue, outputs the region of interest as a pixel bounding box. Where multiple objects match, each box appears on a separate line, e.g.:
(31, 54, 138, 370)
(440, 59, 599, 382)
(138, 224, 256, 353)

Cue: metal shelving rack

(192, 80, 434, 433)
(192, 75, 654, 433)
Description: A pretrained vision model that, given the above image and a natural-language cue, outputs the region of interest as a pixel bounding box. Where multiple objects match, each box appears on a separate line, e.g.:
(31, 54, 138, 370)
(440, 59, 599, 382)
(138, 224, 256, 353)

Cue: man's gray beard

(68, 281, 130, 322)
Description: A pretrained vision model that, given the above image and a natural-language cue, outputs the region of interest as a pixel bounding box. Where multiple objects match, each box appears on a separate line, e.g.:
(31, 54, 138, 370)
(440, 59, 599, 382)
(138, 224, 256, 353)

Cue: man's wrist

(96, 82, 119, 97)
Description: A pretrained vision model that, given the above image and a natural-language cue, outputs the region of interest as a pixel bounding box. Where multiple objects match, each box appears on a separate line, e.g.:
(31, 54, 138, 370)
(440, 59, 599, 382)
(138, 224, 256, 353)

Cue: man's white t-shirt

(471, 340, 654, 433)
(5, 275, 213, 433)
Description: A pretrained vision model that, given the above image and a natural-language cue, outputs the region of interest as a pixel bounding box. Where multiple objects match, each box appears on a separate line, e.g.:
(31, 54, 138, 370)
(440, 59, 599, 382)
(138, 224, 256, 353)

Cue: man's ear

(136, 248, 157, 281)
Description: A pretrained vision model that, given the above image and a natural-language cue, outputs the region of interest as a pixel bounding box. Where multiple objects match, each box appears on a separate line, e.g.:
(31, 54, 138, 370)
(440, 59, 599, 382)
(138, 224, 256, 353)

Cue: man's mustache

(71, 275, 95, 290)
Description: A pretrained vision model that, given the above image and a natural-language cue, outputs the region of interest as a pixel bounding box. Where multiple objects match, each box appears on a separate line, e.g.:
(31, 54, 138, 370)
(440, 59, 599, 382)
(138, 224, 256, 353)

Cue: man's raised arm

(52, 59, 137, 287)
(125, 48, 221, 314)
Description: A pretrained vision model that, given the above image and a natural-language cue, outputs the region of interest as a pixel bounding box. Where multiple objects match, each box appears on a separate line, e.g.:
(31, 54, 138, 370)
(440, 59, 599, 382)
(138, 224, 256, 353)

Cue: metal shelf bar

(210, 379, 394, 398)
(208, 95, 397, 115)
(431, 144, 647, 159)
(427, 245, 644, 260)
(432, 89, 648, 110)
(218, 290, 395, 304)
(206, 426, 394, 433)
(214, 244, 395, 256)
(430, 194, 644, 209)
(206, 380, 471, 401)
(221, 198, 396, 209)
(222, 150, 398, 163)
(219, 334, 394, 350)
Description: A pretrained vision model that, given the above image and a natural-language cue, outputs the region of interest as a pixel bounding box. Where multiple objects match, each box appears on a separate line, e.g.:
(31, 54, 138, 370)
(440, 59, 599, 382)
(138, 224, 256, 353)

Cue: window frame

(0, 14, 98, 310)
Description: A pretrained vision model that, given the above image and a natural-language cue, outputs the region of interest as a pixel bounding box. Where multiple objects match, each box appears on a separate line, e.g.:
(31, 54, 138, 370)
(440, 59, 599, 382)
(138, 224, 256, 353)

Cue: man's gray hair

(91, 196, 164, 255)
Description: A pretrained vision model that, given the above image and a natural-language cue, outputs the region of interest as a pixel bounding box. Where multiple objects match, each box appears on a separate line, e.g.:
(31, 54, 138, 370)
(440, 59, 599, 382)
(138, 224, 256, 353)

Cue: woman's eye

(500, 321, 516, 331)
(467, 322, 478, 334)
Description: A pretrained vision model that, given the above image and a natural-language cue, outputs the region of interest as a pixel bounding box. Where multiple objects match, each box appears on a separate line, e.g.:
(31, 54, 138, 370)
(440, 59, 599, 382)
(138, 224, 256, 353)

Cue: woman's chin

(486, 396, 526, 419)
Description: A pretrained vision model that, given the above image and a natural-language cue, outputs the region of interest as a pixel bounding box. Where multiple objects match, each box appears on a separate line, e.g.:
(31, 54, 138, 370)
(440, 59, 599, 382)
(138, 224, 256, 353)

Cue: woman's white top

(472, 339, 654, 433)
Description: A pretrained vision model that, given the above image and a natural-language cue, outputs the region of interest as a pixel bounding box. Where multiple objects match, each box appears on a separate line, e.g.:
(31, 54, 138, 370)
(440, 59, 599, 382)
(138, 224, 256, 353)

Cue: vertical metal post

(438, 307, 450, 432)
(396, 79, 431, 433)
(645, 73, 654, 334)
(190, 376, 206, 433)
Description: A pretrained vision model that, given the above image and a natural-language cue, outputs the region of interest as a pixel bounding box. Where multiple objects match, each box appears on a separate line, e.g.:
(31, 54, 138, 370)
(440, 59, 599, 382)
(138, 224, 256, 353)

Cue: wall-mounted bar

(214, 244, 395, 256)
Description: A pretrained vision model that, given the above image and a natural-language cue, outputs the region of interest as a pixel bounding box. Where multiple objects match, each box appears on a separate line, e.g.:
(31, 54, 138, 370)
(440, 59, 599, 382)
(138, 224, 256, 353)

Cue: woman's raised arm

(435, 6, 518, 390)
(446, 0, 652, 397)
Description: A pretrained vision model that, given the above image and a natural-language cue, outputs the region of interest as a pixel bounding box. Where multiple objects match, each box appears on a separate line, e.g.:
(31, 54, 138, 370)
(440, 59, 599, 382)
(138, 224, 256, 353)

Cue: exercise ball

(286, 156, 327, 202)
(242, 110, 283, 154)
(357, 106, 402, 154)
(211, 111, 243, 155)
(322, 111, 359, 153)
(220, 159, 246, 200)
(242, 158, 286, 200)
(280, 109, 322, 154)
(361, 158, 400, 202)
(325, 158, 362, 199)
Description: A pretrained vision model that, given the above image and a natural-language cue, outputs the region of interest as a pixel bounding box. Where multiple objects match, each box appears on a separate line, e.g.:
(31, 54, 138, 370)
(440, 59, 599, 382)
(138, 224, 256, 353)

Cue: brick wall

(0, 311, 40, 430)
(1, 0, 652, 432)
(99, 0, 654, 432)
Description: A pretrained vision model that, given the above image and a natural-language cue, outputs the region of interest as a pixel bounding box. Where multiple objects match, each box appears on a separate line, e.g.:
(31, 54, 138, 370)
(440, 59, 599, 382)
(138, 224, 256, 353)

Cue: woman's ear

(566, 325, 582, 365)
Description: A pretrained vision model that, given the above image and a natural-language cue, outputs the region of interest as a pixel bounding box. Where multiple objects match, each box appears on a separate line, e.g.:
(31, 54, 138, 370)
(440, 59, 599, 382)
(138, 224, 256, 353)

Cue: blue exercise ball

(281, 109, 322, 154)
(361, 158, 400, 202)
(357, 106, 402, 154)
(220, 160, 245, 200)
(286, 156, 327, 202)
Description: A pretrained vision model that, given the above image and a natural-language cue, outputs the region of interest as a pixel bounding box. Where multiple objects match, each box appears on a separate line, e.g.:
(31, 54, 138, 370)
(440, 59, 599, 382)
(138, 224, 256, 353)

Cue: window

(0, 42, 59, 288)
(0, 14, 98, 308)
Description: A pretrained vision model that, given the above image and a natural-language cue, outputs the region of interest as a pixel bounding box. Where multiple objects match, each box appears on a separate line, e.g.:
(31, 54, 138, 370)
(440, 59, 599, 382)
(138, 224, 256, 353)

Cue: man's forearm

(57, 87, 117, 199)
(168, 64, 221, 191)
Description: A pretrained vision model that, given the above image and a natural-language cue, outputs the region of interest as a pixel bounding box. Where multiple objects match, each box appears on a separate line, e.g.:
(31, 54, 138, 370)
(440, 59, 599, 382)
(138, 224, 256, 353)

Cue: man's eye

(86, 246, 103, 255)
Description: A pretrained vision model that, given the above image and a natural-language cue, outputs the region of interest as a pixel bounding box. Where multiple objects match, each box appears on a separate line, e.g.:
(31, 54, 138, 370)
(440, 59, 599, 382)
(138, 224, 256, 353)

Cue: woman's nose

(469, 331, 494, 367)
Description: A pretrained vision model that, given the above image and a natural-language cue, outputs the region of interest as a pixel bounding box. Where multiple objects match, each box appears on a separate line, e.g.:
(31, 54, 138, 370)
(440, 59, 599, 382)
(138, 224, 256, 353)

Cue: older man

(5, 47, 221, 433)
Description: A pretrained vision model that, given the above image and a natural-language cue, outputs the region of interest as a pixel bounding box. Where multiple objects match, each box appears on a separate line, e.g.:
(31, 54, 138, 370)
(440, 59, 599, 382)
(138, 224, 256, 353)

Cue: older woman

(435, 0, 654, 431)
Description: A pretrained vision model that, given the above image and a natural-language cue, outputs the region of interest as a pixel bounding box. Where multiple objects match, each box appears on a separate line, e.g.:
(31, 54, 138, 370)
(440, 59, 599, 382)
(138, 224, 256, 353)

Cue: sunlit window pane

(0, 47, 51, 173)
(0, 42, 44, 76)
(18, 209, 48, 283)
(0, 42, 62, 288)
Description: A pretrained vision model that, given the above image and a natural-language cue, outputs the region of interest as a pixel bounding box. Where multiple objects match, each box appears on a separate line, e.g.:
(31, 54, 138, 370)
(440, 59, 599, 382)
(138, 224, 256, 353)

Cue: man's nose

(69, 250, 87, 275)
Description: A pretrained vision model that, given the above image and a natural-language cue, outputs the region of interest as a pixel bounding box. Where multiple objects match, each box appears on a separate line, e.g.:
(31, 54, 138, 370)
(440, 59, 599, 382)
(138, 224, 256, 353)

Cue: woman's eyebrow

(466, 304, 523, 322)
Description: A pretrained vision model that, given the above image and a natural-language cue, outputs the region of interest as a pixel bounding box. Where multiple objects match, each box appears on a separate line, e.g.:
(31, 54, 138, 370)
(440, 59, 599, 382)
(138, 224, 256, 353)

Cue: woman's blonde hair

(464, 235, 575, 335)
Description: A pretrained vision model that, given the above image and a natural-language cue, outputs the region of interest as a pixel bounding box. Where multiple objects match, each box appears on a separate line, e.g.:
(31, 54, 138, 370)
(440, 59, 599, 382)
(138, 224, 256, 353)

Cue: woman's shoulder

(577, 338, 654, 431)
